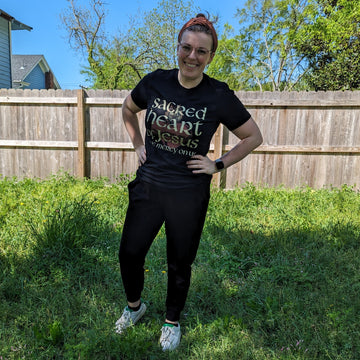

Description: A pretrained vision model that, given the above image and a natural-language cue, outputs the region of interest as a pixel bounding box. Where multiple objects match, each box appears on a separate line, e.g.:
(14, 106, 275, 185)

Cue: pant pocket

(128, 177, 150, 203)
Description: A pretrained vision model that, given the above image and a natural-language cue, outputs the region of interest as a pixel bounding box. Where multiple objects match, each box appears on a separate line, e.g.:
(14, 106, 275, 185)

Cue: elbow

(122, 96, 132, 117)
(253, 132, 263, 149)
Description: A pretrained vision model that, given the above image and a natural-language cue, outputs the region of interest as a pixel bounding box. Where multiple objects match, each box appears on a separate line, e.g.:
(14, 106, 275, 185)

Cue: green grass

(0, 174, 359, 359)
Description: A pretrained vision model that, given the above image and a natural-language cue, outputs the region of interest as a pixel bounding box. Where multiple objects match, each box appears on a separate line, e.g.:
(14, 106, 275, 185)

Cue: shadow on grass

(0, 197, 128, 359)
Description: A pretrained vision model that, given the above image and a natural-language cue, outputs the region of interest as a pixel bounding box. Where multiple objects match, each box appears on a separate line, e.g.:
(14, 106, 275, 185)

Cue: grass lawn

(0, 174, 359, 359)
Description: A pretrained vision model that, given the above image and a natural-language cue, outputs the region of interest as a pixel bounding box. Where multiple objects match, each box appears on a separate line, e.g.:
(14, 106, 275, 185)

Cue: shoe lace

(161, 327, 173, 343)
(117, 309, 131, 326)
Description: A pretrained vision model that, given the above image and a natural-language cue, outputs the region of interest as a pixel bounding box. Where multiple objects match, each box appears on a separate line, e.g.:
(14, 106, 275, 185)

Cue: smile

(185, 62, 198, 68)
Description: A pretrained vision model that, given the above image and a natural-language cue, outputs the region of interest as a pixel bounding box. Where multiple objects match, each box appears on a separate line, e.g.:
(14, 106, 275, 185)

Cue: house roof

(0, 9, 32, 31)
(12, 54, 61, 89)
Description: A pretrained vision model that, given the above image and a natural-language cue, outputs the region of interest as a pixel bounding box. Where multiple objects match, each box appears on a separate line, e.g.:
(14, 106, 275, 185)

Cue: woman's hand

(186, 117, 263, 176)
(186, 155, 216, 175)
(135, 145, 146, 166)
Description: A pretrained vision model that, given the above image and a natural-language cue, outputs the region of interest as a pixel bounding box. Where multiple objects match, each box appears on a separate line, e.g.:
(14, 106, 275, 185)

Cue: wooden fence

(0, 88, 359, 189)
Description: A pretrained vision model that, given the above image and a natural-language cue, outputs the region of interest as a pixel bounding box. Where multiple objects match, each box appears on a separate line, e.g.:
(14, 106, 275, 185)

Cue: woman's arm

(122, 94, 147, 165)
(187, 117, 263, 174)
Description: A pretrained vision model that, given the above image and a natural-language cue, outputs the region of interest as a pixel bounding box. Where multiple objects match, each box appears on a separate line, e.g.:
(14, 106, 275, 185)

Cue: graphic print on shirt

(145, 97, 207, 157)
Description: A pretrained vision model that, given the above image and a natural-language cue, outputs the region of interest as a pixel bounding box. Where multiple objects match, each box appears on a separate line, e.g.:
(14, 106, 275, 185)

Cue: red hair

(178, 14, 218, 52)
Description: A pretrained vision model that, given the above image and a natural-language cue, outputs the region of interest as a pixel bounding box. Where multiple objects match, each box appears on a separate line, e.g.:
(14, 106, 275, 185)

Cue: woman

(115, 13, 263, 351)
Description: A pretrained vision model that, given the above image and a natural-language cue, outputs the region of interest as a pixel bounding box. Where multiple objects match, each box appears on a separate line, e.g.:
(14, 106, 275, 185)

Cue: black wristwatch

(215, 158, 225, 171)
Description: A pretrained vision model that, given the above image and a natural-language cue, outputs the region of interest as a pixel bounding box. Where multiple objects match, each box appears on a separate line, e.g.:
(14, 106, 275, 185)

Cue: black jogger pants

(119, 177, 210, 322)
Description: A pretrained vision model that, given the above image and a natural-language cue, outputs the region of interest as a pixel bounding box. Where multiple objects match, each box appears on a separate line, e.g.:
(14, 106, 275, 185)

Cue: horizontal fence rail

(1, 88, 360, 189)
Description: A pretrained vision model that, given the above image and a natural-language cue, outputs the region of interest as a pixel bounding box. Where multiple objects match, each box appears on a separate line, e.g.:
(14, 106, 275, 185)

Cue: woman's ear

(207, 52, 215, 65)
(176, 43, 181, 56)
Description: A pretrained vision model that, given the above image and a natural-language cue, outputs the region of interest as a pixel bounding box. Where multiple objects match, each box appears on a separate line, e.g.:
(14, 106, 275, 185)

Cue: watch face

(216, 159, 224, 170)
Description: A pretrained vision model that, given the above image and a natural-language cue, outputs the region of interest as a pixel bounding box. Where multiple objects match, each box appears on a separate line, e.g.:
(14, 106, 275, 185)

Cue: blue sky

(2, 0, 246, 89)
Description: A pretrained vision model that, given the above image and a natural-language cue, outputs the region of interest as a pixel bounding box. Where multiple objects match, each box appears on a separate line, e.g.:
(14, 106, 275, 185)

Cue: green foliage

(208, 0, 360, 91)
(128, 0, 196, 72)
(25, 197, 103, 255)
(294, 0, 360, 90)
(63, 0, 199, 89)
(206, 25, 245, 91)
(1, 175, 360, 358)
(209, 0, 360, 91)
(83, 38, 144, 90)
(33, 320, 64, 346)
(208, 0, 312, 91)
(61, 0, 360, 91)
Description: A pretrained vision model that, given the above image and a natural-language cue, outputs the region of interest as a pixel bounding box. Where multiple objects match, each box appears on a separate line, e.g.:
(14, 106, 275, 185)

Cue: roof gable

(12, 55, 61, 89)
(12, 55, 43, 81)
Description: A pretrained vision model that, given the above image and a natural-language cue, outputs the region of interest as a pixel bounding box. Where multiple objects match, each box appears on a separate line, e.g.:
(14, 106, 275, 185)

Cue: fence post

(77, 89, 86, 178)
(212, 124, 224, 188)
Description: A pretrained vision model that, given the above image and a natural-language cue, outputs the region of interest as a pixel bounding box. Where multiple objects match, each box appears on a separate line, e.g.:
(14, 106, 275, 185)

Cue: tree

(61, 0, 142, 89)
(61, 0, 198, 89)
(84, 35, 144, 89)
(127, 0, 196, 73)
(60, 0, 110, 87)
(294, 0, 360, 90)
(208, 0, 312, 91)
(206, 24, 247, 91)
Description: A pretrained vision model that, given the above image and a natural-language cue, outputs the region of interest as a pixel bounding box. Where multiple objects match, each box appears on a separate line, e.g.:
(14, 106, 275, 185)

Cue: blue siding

(23, 64, 45, 89)
(0, 17, 11, 88)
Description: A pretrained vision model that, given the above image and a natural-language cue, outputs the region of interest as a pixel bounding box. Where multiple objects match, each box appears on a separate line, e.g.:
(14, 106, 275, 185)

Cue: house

(0, 9, 60, 89)
(12, 54, 61, 89)
(0, 9, 32, 88)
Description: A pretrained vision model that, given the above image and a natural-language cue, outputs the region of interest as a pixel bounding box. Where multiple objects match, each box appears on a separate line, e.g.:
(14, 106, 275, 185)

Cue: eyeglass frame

(177, 42, 214, 57)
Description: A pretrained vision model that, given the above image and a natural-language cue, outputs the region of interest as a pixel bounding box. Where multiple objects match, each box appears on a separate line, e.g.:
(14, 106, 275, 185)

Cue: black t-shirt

(131, 69, 251, 188)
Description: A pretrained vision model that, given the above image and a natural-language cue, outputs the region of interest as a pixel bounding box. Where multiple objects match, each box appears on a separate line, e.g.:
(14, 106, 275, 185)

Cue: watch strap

(215, 158, 225, 171)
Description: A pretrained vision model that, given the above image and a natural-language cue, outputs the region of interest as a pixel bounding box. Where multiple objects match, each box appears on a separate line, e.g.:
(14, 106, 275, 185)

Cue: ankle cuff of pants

(166, 309, 180, 323)
(126, 295, 142, 303)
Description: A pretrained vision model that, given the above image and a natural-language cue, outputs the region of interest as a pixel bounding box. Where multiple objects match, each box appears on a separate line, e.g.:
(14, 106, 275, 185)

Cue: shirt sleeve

(130, 73, 152, 109)
(218, 86, 251, 131)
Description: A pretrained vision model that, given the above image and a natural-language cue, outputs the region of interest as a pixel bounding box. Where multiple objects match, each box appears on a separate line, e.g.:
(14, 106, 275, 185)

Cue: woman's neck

(177, 71, 203, 89)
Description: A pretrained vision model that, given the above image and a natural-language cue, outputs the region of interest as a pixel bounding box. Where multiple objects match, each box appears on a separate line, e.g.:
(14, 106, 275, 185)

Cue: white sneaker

(115, 303, 147, 334)
(160, 323, 181, 351)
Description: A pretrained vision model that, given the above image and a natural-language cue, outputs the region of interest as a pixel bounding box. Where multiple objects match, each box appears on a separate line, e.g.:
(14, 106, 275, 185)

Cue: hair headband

(178, 15, 218, 52)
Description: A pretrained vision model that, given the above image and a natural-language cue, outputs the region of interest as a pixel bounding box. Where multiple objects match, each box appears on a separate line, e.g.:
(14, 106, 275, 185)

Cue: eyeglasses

(178, 43, 212, 57)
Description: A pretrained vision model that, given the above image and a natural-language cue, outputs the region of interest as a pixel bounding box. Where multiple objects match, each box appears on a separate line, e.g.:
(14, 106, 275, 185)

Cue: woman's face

(177, 30, 215, 87)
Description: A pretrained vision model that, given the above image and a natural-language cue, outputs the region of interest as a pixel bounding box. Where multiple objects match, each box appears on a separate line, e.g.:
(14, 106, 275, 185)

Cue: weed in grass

(25, 197, 104, 255)
(33, 320, 64, 346)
